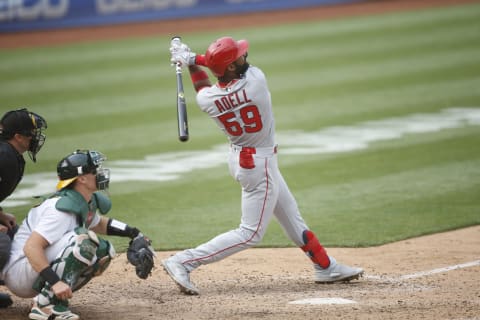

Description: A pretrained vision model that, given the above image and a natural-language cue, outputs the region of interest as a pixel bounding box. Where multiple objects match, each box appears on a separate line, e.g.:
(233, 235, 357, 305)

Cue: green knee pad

(92, 238, 116, 276)
(66, 237, 115, 291)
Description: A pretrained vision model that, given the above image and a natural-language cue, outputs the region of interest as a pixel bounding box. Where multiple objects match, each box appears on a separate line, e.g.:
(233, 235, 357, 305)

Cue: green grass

(1, 2, 479, 251)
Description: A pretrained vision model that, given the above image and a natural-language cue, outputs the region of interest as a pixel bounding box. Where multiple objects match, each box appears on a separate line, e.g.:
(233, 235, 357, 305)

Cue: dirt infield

(1, 225, 479, 319)
(1, 1, 480, 319)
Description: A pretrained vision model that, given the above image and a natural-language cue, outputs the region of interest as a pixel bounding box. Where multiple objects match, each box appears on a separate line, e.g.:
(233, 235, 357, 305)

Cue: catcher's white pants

(3, 231, 75, 298)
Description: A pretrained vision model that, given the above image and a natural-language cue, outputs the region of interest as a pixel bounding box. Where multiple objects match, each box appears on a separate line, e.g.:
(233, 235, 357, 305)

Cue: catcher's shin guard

(301, 230, 330, 269)
(62, 238, 115, 292)
(33, 227, 100, 294)
(54, 227, 100, 291)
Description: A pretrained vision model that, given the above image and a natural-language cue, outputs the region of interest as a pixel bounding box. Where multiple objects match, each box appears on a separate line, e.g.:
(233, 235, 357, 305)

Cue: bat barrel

(171, 36, 189, 142)
(176, 70, 189, 142)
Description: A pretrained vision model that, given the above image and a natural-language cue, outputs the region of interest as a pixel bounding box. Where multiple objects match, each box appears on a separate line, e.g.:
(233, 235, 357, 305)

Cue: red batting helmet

(205, 37, 249, 77)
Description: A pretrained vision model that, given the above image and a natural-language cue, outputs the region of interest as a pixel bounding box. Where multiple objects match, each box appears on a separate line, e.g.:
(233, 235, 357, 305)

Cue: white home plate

(289, 298, 357, 305)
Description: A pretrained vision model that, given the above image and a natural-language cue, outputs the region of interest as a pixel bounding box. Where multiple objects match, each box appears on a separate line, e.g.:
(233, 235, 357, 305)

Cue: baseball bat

(172, 36, 189, 142)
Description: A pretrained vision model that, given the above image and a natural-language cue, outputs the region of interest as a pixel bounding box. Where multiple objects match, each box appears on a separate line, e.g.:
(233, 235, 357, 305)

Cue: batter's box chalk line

(365, 259, 480, 283)
(288, 260, 480, 305)
(289, 297, 356, 305)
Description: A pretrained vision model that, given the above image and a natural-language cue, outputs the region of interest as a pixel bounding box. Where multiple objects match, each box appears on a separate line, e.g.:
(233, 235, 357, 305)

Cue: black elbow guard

(107, 218, 140, 239)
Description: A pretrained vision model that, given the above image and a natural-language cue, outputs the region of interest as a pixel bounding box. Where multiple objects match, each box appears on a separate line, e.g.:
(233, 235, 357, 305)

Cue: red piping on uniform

(182, 158, 270, 266)
(217, 79, 239, 88)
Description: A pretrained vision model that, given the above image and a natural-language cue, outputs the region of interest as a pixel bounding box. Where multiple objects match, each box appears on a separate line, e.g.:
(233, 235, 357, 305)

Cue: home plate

(289, 298, 357, 305)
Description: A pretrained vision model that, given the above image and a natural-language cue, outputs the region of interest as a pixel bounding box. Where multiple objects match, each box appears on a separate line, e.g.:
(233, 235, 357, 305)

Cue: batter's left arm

(188, 56, 211, 92)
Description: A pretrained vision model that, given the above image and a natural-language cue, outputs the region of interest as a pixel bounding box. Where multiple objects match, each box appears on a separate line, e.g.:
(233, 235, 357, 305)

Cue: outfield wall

(0, 0, 361, 33)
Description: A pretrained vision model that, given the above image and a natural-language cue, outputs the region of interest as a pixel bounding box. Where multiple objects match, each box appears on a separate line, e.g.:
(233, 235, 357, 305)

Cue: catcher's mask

(56, 150, 110, 191)
(0, 108, 47, 162)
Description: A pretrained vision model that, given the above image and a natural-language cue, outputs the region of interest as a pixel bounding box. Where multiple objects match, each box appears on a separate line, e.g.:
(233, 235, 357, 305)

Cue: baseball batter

(162, 36, 364, 295)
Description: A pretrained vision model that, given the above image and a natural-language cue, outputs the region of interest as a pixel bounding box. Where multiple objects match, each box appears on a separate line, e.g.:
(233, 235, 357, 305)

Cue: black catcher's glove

(127, 234, 155, 279)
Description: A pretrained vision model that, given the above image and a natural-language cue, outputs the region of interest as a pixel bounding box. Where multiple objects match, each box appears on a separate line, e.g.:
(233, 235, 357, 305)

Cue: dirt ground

(1, 0, 480, 319)
(1, 225, 479, 319)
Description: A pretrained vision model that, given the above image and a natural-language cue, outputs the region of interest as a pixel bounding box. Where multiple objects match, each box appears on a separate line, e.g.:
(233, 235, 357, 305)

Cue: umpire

(0, 108, 47, 308)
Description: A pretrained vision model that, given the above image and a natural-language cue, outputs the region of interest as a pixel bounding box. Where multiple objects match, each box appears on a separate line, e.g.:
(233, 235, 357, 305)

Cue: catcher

(0, 149, 154, 320)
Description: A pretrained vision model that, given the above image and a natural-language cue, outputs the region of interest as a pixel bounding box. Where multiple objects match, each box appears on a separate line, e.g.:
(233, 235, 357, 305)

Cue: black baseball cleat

(0, 292, 13, 308)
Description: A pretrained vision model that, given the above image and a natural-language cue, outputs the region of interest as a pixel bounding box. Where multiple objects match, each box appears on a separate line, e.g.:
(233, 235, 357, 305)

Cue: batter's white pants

(175, 146, 310, 271)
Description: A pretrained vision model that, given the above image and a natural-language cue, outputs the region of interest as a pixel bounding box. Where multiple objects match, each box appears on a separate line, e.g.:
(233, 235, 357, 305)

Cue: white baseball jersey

(196, 66, 276, 147)
(1, 197, 100, 297)
(172, 65, 310, 270)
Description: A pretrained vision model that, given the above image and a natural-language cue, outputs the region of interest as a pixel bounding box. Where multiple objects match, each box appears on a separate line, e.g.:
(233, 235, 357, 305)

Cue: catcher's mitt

(127, 234, 155, 279)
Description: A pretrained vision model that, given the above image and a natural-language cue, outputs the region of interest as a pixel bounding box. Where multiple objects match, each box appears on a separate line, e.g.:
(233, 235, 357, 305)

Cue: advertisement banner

(0, 0, 360, 33)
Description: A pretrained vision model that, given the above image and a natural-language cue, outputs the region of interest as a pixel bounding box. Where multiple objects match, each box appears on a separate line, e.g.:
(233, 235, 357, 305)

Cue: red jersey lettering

(214, 89, 252, 113)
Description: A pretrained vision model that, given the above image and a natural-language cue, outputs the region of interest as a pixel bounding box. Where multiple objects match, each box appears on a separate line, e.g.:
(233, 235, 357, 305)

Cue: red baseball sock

(301, 230, 330, 269)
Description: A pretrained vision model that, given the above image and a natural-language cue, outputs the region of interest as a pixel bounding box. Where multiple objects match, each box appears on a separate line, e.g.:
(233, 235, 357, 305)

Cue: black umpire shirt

(0, 140, 25, 203)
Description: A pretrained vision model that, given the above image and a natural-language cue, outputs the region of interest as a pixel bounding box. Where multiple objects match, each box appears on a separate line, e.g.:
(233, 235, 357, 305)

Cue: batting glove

(170, 42, 196, 67)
